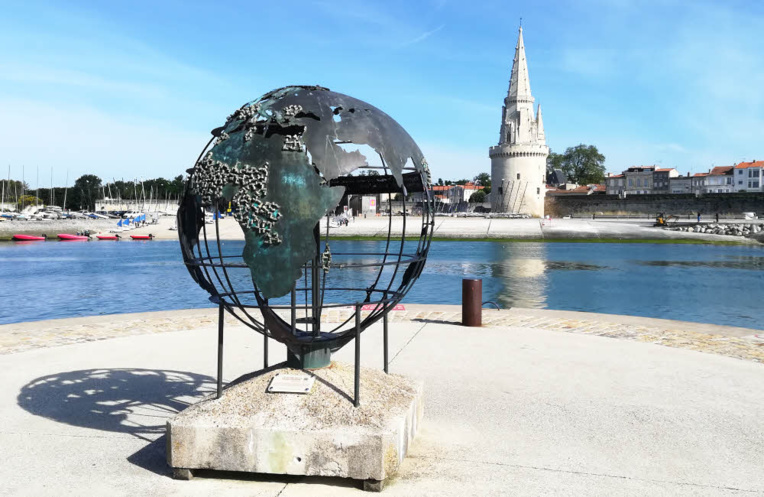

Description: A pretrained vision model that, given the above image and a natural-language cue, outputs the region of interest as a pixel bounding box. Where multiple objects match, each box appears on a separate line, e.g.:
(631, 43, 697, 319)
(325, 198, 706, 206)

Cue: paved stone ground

(2, 307, 763, 496)
(3, 305, 762, 364)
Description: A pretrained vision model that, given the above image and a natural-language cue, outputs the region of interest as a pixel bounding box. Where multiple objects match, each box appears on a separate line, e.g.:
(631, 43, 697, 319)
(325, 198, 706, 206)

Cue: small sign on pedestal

(267, 373, 315, 394)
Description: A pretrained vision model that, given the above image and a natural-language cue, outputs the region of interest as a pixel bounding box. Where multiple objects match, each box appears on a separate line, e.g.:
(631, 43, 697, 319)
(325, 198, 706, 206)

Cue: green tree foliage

(469, 190, 486, 203)
(0, 180, 29, 208)
(473, 172, 491, 188)
(17, 195, 42, 210)
(546, 151, 564, 172)
(557, 145, 606, 185)
(69, 174, 102, 210)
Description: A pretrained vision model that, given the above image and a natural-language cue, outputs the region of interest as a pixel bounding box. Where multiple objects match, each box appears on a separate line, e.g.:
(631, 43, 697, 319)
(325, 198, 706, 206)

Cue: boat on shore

(96, 235, 120, 241)
(58, 234, 90, 241)
(12, 234, 47, 241)
(130, 234, 154, 240)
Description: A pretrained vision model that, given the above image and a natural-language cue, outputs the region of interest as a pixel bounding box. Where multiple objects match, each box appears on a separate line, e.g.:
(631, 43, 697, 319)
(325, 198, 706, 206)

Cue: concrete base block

(167, 362, 423, 484)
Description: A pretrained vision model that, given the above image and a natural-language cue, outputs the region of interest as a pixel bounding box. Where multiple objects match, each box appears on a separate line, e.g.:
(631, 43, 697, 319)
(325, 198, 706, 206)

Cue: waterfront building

(705, 166, 734, 193)
(489, 27, 548, 217)
(691, 173, 708, 195)
(733, 161, 763, 192)
(652, 168, 679, 193)
(669, 174, 693, 194)
(623, 166, 656, 194)
(604, 174, 625, 195)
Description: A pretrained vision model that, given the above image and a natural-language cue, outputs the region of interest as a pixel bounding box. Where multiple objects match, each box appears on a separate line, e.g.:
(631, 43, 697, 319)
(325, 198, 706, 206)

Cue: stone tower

(489, 26, 549, 217)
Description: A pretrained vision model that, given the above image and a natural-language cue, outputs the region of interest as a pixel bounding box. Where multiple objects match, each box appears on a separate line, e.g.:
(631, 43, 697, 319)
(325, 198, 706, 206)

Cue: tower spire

(507, 26, 532, 101)
(536, 105, 545, 143)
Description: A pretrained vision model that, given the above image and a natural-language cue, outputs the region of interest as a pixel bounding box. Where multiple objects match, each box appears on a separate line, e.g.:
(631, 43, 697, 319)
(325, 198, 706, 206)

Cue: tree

(469, 190, 486, 203)
(17, 195, 41, 210)
(546, 151, 564, 172)
(558, 145, 605, 185)
(473, 172, 491, 189)
(69, 174, 102, 210)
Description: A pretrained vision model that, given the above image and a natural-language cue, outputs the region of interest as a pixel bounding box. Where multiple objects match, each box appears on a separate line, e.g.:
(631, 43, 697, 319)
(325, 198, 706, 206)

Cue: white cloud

(399, 24, 445, 48)
(0, 99, 208, 185)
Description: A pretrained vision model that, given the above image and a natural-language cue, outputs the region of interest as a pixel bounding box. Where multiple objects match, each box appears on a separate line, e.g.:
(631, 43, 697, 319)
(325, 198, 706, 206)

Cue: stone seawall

(545, 192, 764, 217)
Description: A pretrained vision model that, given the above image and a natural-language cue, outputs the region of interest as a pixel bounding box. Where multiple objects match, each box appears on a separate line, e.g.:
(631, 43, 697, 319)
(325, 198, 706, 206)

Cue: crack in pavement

(389, 321, 428, 366)
(412, 455, 763, 493)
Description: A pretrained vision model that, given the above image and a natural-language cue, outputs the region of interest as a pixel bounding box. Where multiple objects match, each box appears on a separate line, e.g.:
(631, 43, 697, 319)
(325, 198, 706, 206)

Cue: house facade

(604, 174, 625, 195)
(704, 166, 734, 193)
(623, 166, 655, 194)
(733, 161, 764, 192)
(652, 168, 679, 193)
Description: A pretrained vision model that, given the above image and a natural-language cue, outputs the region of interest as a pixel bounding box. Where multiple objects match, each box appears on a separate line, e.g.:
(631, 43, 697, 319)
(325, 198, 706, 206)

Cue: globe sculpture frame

(178, 85, 434, 406)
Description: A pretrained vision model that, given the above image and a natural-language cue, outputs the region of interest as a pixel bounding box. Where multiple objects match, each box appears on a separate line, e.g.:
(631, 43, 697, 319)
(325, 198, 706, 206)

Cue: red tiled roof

(549, 184, 605, 194)
(709, 166, 734, 175)
(693, 173, 709, 177)
(735, 161, 764, 169)
(607, 174, 624, 178)
(432, 185, 453, 191)
(655, 168, 676, 172)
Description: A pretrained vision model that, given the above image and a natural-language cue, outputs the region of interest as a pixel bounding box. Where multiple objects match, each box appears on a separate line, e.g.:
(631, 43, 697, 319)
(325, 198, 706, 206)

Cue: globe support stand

(216, 301, 224, 399)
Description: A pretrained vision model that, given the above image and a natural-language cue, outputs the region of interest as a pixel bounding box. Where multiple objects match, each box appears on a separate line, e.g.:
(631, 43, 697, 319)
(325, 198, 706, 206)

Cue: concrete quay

(1, 305, 763, 496)
(3, 215, 762, 243)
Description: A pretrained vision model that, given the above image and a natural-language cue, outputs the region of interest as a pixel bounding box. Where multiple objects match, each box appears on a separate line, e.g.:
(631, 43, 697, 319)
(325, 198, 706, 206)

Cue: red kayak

(97, 235, 120, 241)
(58, 234, 90, 241)
(12, 234, 47, 241)
(130, 234, 154, 240)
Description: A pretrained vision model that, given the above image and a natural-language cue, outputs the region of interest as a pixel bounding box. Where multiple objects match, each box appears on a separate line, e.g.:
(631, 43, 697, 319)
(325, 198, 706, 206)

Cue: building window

(739, 181, 743, 185)
(517, 173, 520, 180)
(748, 181, 752, 188)
(739, 170, 743, 174)
(754, 170, 760, 177)
(755, 181, 760, 188)
(537, 187, 540, 194)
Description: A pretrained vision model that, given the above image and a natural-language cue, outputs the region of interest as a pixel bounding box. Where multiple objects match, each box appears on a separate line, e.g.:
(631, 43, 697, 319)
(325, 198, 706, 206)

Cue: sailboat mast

(1, 165, 6, 212)
(50, 167, 53, 206)
(21, 165, 25, 211)
(63, 170, 69, 210)
(36, 165, 39, 207)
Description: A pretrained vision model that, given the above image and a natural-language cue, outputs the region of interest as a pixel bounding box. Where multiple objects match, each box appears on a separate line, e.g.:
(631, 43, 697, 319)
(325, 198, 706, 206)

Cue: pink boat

(57, 234, 90, 241)
(96, 235, 120, 241)
(130, 234, 154, 240)
(12, 234, 47, 241)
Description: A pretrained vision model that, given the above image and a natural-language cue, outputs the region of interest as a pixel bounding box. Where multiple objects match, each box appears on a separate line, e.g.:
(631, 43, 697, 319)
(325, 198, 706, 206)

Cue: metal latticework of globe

(178, 86, 434, 368)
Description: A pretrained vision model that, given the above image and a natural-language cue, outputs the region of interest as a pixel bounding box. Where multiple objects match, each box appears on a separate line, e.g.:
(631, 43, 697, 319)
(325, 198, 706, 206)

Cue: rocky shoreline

(663, 222, 764, 239)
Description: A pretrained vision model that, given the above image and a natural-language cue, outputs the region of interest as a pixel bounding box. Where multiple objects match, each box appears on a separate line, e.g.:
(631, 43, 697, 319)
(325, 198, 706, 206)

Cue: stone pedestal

(167, 362, 423, 488)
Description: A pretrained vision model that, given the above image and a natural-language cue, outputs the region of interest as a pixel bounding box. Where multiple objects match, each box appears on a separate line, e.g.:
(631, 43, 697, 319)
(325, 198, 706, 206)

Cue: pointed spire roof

(536, 105, 545, 142)
(508, 26, 532, 101)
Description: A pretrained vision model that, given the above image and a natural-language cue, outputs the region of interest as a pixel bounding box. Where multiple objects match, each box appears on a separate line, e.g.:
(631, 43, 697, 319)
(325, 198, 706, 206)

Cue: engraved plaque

(267, 373, 315, 394)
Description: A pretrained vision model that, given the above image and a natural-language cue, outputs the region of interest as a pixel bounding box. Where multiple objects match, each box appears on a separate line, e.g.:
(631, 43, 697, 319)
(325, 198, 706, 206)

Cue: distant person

(715, 213, 719, 223)
(697, 212, 701, 222)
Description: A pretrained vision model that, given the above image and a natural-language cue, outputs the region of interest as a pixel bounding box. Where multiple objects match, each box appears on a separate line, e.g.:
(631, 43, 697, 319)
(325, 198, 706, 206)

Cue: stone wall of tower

(490, 144, 548, 217)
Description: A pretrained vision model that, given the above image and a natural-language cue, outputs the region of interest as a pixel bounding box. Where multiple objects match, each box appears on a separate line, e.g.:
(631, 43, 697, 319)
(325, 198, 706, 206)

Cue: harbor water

(0, 240, 762, 329)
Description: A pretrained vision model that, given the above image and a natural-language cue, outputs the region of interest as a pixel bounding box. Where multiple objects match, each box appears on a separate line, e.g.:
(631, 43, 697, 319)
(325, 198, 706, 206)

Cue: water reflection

(487, 243, 548, 309)
(634, 257, 764, 270)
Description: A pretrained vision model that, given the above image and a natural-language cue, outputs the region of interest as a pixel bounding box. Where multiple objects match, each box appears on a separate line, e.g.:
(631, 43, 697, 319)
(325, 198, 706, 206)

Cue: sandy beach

(2, 214, 762, 244)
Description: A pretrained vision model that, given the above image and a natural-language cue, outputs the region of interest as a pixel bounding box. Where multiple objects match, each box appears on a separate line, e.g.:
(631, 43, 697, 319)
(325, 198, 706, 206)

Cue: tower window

(537, 187, 540, 195)
(517, 173, 520, 180)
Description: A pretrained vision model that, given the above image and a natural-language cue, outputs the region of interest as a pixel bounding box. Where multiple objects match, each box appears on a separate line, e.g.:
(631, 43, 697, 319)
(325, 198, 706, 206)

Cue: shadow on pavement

(17, 368, 216, 475)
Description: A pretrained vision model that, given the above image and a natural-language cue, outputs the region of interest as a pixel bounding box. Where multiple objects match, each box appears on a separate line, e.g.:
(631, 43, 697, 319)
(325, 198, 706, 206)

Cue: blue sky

(1, 0, 763, 186)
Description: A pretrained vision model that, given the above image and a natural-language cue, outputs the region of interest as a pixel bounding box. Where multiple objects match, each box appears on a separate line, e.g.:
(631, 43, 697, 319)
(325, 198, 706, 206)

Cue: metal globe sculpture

(178, 86, 434, 374)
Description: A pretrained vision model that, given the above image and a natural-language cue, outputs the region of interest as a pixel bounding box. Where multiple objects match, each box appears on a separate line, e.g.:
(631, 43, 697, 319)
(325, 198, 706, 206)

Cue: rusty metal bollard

(462, 278, 482, 327)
